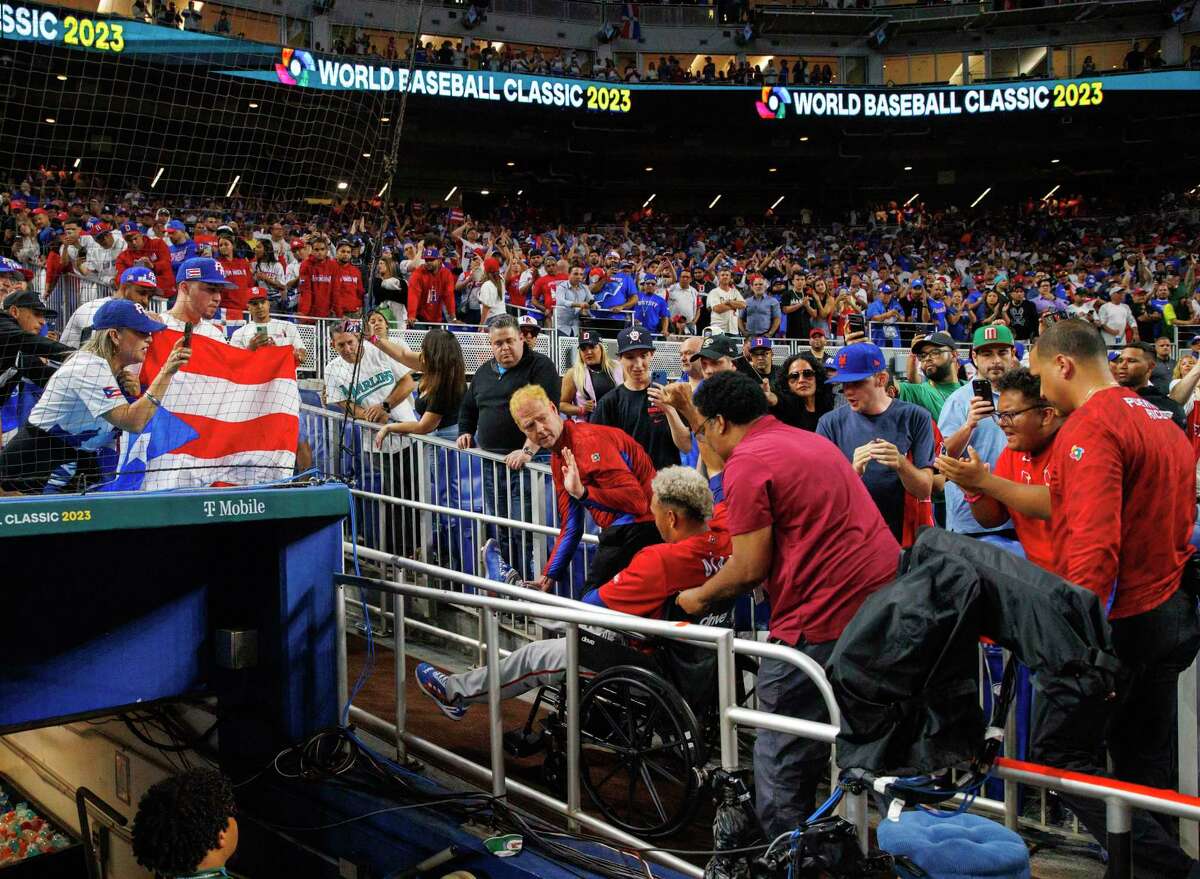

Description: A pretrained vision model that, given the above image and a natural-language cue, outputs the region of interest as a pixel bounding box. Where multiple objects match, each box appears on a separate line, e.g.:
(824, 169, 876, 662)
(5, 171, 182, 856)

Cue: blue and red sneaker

(482, 538, 522, 586)
(415, 662, 466, 721)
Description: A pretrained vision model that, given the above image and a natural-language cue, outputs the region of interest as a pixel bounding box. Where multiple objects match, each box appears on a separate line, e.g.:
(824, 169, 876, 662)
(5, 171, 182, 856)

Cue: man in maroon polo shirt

(677, 370, 900, 838)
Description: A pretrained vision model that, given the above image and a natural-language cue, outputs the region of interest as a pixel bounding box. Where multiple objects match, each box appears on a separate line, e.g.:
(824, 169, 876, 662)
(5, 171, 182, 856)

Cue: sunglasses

(788, 369, 817, 380)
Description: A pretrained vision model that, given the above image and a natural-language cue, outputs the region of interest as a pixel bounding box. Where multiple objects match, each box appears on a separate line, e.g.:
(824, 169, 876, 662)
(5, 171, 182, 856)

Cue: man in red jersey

(507, 383, 661, 594)
(1030, 318, 1200, 879)
(332, 239, 365, 317)
(114, 223, 174, 298)
(676, 369, 900, 838)
(413, 466, 732, 720)
(297, 238, 338, 318)
(406, 239, 458, 327)
(937, 366, 1061, 572)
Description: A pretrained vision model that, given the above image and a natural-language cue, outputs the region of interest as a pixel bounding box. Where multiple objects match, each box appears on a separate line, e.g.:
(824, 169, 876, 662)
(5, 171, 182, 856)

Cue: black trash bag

(828, 527, 1121, 776)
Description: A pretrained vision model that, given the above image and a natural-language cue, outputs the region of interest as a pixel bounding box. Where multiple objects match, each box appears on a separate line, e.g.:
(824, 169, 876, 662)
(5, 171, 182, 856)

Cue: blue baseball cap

(640, 273, 657, 284)
(748, 336, 773, 351)
(910, 279, 924, 288)
(166, 219, 187, 232)
(878, 283, 893, 295)
(1084, 274, 1097, 289)
(92, 299, 166, 333)
(1108, 350, 1120, 362)
(829, 342, 887, 383)
(118, 221, 144, 236)
(0, 256, 32, 280)
(119, 266, 159, 288)
(175, 257, 237, 288)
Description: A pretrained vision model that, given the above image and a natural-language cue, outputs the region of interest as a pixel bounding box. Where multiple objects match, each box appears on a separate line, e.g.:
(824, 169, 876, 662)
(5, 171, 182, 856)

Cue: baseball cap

(166, 219, 187, 232)
(247, 286, 269, 302)
(0, 256, 33, 280)
(911, 331, 956, 355)
(879, 283, 893, 295)
(809, 328, 827, 338)
(9, 199, 25, 210)
(617, 324, 655, 354)
(578, 329, 601, 347)
(691, 333, 740, 362)
(971, 324, 1016, 350)
(910, 279, 924, 289)
(748, 336, 773, 351)
(829, 342, 887, 383)
(1108, 350, 1120, 362)
(92, 299, 165, 334)
(422, 246, 440, 259)
(640, 273, 657, 284)
(483, 257, 501, 273)
(518, 314, 541, 335)
(176, 257, 237, 288)
(2, 290, 55, 316)
(290, 238, 305, 250)
(119, 266, 158, 288)
(118, 221, 144, 236)
(87, 220, 112, 236)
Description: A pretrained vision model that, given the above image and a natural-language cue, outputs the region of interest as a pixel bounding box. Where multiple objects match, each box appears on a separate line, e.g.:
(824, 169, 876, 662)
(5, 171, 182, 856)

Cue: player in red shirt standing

(332, 240, 365, 317)
(297, 238, 338, 318)
(215, 235, 253, 320)
(937, 366, 1061, 571)
(676, 370, 899, 837)
(406, 240, 458, 326)
(413, 466, 732, 720)
(507, 383, 662, 594)
(1029, 318, 1200, 879)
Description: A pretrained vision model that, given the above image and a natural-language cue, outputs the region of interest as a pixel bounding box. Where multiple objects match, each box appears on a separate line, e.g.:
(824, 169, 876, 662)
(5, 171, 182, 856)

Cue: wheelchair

(502, 602, 755, 839)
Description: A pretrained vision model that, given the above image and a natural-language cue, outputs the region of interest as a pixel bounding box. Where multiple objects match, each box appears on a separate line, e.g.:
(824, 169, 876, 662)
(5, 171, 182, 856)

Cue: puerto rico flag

(620, 3, 641, 39)
(111, 331, 299, 490)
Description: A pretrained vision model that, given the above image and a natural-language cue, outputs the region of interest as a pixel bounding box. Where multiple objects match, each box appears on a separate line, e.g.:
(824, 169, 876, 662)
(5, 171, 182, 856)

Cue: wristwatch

(380, 401, 391, 413)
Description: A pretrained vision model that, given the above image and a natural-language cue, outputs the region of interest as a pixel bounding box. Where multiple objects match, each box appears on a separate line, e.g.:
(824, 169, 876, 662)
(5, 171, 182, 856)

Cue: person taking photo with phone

(229, 288, 307, 364)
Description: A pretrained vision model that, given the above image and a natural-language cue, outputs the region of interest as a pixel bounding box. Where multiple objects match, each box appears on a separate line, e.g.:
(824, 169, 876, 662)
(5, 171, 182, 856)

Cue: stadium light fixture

(377, 183, 389, 197)
(517, 190, 523, 196)
(642, 193, 656, 208)
(481, 189, 490, 195)
(799, 136, 809, 142)
(381, 116, 391, 122)
(506, 161, 515, 167)
(644, 166, 654, 172)
(151, 167, 165, 189)
(770, 195, 785, 211)
(1042, 184, 1060, 201)
(903, 165, 913, 171)
(225, 175, 240, 198)
(56, 74, 67, 82)
(1050, 158, 1060, 164)
(362, 152, 371, 158)
(337, 181, 349, 191)
(970, 187, 991, 208)
(248, 102, 259, 109)
(904, 193, 919, 206)
(768, 167, 778, 173)
(73, 158, 81, 169)
(444, 185, 458, 200)
(708, 194, 722, 209)
(45, 117, 55, 124)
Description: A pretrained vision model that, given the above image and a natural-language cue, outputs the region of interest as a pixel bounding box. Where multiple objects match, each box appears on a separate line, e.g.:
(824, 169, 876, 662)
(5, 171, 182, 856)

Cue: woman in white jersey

(0, 299, 189, 493)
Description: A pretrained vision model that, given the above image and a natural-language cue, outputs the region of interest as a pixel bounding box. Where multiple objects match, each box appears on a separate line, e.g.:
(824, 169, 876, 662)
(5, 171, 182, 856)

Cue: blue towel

(877, 811, 1030, 879)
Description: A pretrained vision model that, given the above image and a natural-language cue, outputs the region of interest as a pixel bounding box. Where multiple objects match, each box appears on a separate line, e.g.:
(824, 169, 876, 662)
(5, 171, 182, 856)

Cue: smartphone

(846, 313, 866, 336)
(651, 369, 668, 387)
(255, 325, 269, 338)
(972, 378, 993, 401)
(182, 322, 193, 348)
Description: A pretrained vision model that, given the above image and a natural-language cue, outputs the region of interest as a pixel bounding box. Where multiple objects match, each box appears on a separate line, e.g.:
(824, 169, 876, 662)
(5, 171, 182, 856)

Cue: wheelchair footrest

(503, 728, 548, 758)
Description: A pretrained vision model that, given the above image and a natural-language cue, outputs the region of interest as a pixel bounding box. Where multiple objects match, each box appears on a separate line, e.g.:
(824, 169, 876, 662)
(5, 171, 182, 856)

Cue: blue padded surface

(877, 811, 1031, 879)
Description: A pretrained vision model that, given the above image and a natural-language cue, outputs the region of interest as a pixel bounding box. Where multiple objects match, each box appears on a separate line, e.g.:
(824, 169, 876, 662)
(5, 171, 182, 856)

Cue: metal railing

(334, 556, 853, 877)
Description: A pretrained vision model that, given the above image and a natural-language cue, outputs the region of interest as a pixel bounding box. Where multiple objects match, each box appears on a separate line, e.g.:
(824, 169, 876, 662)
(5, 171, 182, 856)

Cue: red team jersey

(1048, 386, 1194, 619)
(217, 257, 254, 317)
(298, 256, 338, 317)
(991, 439, 1056, 572)
(407, 265, 458, 323)
(590, 505, 732, 617)
(544, 420, 656, 581)
(333, 262, 365, 316)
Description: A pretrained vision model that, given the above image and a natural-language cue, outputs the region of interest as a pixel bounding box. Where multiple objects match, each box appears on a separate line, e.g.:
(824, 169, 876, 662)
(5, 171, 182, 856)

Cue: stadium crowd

(3, 188, 1200, 873)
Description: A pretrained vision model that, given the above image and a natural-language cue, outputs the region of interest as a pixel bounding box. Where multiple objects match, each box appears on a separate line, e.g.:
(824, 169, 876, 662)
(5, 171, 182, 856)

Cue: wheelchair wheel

(577, 665, 705, 838)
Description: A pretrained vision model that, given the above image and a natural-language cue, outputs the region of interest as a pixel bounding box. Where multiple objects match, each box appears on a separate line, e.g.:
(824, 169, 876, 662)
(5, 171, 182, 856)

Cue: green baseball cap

(972, 324, 1015, 350)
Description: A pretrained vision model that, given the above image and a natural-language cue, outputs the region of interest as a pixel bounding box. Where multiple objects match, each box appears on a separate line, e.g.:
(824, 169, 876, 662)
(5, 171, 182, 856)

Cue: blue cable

(806, 788, 844, 823)
(341, 496, 373, 727)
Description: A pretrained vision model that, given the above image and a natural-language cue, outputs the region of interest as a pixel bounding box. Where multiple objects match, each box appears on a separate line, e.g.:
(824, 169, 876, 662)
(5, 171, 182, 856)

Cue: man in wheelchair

(415, 466, 733, 721)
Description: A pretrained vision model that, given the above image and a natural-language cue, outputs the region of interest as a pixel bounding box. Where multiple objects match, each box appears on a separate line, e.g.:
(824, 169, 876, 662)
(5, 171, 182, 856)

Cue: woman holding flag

(0, 300, 190, 493)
